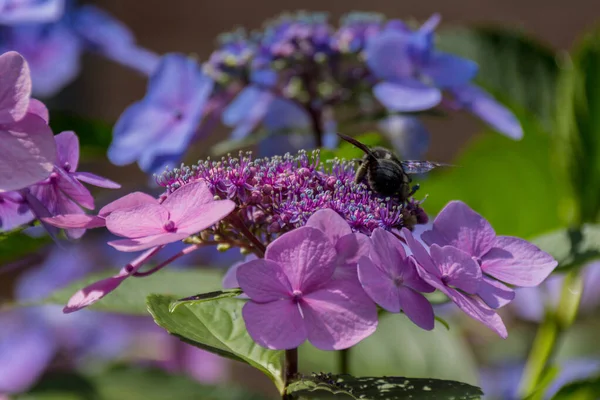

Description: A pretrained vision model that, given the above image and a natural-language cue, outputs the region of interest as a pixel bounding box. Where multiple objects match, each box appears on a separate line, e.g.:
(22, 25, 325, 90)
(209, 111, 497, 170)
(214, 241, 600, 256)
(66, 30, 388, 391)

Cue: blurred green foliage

(551, 374, 600, 400)
(0, 229, 50, 267)
(49, 111, 113, 158)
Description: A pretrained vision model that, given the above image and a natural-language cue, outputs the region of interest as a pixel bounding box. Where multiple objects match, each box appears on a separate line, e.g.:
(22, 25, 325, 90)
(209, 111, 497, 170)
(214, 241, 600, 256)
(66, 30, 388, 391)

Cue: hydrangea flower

(237, 226, 378, 350)
(105, 181, 235, 252)
(421, 201, 557, 309)
(108, 54, 214, 173)
(358, 228, 435, 330)
(0, 0, 64, 25)
(0, 191, 33, 231)
(403, 227, 508, 338)
(0, 51, 56, 192)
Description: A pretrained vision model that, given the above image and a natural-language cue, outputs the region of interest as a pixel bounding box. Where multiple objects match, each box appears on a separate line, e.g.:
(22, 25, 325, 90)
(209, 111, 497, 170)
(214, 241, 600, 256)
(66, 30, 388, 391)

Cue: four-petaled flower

(421, 201, 557, 309)
(105, 181, 236, 251)
(358, 228, 435, 330)
(237, 226, 378, 350)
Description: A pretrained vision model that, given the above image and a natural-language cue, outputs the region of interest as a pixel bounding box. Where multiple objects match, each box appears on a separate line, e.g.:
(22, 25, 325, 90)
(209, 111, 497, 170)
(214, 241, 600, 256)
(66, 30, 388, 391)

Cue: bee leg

(354, 163, 368, 184)
(408, 184, 420, 197)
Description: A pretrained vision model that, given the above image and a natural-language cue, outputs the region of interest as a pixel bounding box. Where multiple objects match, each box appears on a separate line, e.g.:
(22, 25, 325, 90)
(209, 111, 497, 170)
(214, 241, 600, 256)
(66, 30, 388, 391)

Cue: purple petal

(262, 98, 310, 134)
(108, 232, 188, 252)
(481, 236, 557, 287)
(0, 51, 31, 124)
(369, 228, 408, 273)
(422, 52, 478, 88)
(27, 98, 48, 123)
(0, 113, 55, 191)
(236, 259, 293, 302)
(98, 192, 157, 217)
(358, 255, 401, 312)
(510, 286, 546, 322)
(72, 172, 120, 189)
(0, 0, 64, 24)
(334, 233, 371, 280)
(64, 275, 128, 313)
(429, 244, 482, 294)
(402, 228, 439, 278)
(0, 191, 33, 231)
(373, 80, 441, 112)
(105, 203, 169, 238)
(446, 289, 508, 338)
(222, 255, 257, 290)
(265, 227, 337, 293)
(397, 286, 435, 330)
(54, 130, 79, 170)
(54, 166, 95, 210)
(365, 29, 413, 80)
(477, 276, 515, 309)
(301, 279, 378, 350)
(422, 200, 496, 258)
(452, 84, 523, 140)
(104, 46, 160, 76)
(305, 209, 352, 244)
(43, 213, 105, 229)
(242, 300, 307, 350)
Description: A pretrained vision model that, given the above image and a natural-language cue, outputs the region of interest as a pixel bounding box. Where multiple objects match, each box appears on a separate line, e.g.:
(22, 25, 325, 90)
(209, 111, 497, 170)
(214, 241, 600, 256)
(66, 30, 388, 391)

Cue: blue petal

(453, 84, 523, 139)
(222, 86, 262, 126)
(229, 90, 274, 140)
(0, 0, 64, 25)
(422, 52, 478, 88)
(72, 5, 134, 50)
(250, 68, 278, 88)
(365, 29, 413, 80)
(378, 115, 430, 159)
(373, 80, 441, 112)
(263, 98, 310, 133)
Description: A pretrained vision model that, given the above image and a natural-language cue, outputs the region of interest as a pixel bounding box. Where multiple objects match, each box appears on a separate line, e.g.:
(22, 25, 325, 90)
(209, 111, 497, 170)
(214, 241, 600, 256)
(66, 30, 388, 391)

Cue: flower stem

(307, 106, 324, 148)
(339, 348, 350, 374)
(517, 269, 583, 397)
(132, 244, 201, 277)
(227, 211, 266, 256)
(283, 348, 298, 399)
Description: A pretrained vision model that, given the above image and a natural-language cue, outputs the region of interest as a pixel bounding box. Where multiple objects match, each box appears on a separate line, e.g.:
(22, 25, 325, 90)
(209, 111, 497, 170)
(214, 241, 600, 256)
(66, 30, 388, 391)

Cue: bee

(337, 133, 448, 202)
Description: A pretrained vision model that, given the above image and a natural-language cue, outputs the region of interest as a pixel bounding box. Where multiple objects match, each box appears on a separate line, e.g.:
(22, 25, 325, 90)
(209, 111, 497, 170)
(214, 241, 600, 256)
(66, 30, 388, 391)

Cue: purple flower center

(63, 162, 71, 172)
(291, 289, 303, 302)
(49, 172, 59, 183)
(393, 276, 404, 287)
(441, 274, 450, 285)
(163, 220, 177, 232)
(173, 111, 185, 121)
(472, 256, 482, 266)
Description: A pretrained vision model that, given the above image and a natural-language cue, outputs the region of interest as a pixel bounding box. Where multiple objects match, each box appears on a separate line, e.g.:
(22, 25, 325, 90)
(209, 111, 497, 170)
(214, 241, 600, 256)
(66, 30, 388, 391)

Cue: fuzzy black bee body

(338, 133, 446, 202)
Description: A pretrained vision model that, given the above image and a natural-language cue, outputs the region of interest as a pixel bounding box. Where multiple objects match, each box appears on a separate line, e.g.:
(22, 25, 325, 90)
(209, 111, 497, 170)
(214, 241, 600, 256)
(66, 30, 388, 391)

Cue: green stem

(517, 269, 583, 398)
(339, 348, 350, 374)
(283, 348, 298, 399)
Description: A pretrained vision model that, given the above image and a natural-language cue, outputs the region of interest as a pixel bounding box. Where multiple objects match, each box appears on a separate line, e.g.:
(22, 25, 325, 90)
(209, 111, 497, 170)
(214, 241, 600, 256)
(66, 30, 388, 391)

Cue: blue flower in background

(377, 115, 430, 159)
(108, 53, 214, 173)
(365, 14, 477, 112)
(0, 0, 64, 25)
(0, 21, 81, 97)
(71, 5, 159, 75)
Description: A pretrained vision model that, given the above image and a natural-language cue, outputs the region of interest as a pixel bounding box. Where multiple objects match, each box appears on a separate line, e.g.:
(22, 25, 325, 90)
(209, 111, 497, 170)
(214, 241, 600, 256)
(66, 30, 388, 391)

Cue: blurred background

(2, 1, 600, 399)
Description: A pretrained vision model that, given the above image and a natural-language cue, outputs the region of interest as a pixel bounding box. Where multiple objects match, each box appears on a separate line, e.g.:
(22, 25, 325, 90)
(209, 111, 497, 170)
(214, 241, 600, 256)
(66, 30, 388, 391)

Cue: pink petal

(301, 279, 378, 350)
(402, 228, 439, 277)
(265, 227, 337, 292)
(422, 200, 496, 258)
(305, 209, 352, 244)
(42, 213, 105, 229)
(0, 114, 56, 192)
(429, 244, 482, 294)
(357, 255, 401, 312)
(446, 289, 508, 339)
(0, 51, 31, 124)
(397, 286, 435, 330)
(108, 232, 188, 252)
(63, 275, 128, 313)
(73, 172, 120, 189)
(105, 203, 169, 238)
(98, 192, 157, 217)
(477, 276, 515, 309)
(176, 200, 236, 235)
(27, 99, 49, 123)
(162, 181, 212, 221)
(242, 300, 307, 350)
(54, 131, 79, 170)
(54, 167, 95, 209)
(236, 259, 293, 302)
(481, 236, 558, 287)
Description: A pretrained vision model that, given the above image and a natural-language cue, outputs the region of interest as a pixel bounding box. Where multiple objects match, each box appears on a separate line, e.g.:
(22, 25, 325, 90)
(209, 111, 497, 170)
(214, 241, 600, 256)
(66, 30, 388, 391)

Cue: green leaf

(49, 111, 113, 156)
(531, 224, 600, 272)
(0, 229, 51, 266)
(437, 26, 559, 125)
(287, 374, 483, 400)
(555, 26, 600, 224)
(146, 294, 285, 392)
(551, 374, 600, 400)
(35, 269, 224, 315)
(169, 288, 244, 312)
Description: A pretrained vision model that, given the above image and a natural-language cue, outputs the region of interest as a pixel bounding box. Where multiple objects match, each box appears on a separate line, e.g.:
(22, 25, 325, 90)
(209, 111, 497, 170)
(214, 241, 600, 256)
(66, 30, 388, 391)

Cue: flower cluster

(0, 1, 159, 97)
(232, 201, 557, 350)
(0, 51, 119, 235)
(110, 12, 523, 173)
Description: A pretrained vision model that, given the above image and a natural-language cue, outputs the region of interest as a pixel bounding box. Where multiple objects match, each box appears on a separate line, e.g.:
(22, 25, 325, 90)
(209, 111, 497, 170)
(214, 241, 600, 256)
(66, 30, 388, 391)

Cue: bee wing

(400, 161, 451, 174)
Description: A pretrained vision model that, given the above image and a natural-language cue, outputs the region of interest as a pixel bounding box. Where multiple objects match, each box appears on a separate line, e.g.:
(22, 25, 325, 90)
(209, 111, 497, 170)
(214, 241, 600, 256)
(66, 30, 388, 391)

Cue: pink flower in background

(0, 51, 56, 192)
(358, 228, 435, 330)
(105, 181, 235, 252)
(421, 201, 557, 309)
(403, 227, 508, 338)
(237, 226, 378, 350)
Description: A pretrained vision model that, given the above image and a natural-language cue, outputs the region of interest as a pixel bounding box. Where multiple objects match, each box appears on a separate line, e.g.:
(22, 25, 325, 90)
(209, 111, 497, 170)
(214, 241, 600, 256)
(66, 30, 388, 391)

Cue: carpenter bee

(337, 133, 448, 202)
